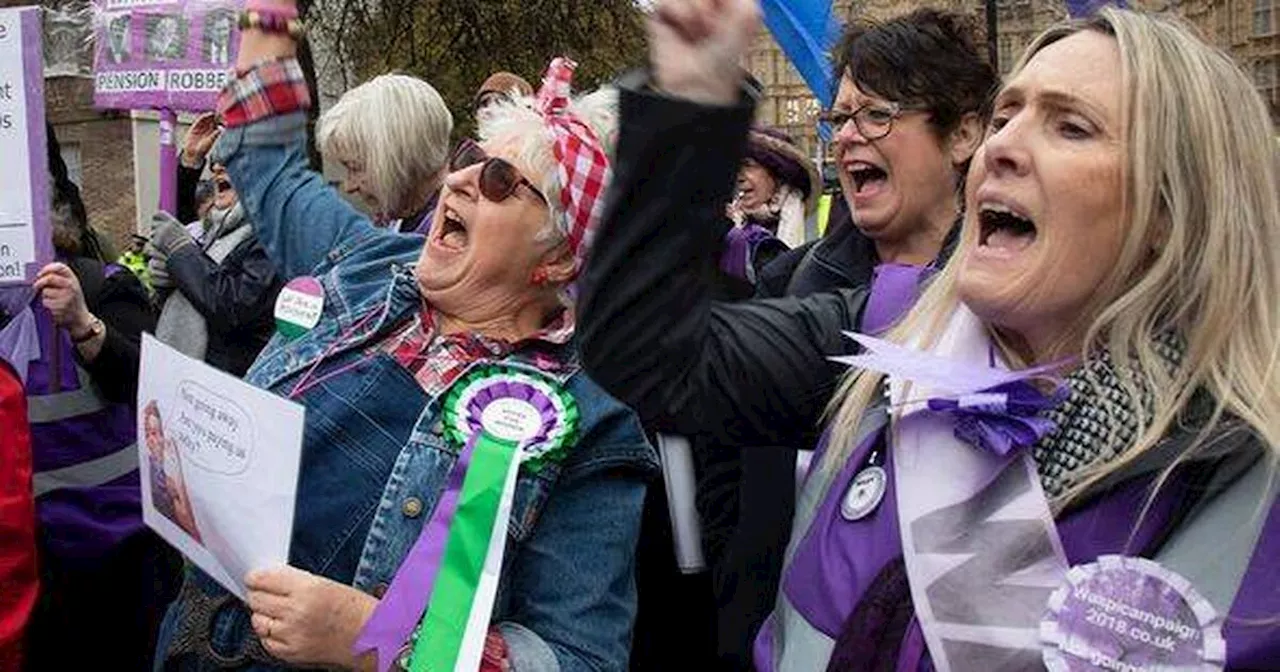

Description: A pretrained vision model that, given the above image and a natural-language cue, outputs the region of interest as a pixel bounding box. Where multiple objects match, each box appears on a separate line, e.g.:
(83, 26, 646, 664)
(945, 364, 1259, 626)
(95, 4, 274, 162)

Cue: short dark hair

(833, 9, 997, 137)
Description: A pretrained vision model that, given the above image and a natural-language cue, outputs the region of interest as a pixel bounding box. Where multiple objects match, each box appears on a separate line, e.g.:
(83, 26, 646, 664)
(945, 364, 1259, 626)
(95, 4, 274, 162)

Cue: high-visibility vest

(25, 302, 143, 560)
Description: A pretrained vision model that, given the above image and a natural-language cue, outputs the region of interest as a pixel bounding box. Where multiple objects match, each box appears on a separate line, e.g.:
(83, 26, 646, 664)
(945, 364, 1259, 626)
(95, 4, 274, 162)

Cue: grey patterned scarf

(155, 202, 251, 361)
(1033, 332, 1186, 498)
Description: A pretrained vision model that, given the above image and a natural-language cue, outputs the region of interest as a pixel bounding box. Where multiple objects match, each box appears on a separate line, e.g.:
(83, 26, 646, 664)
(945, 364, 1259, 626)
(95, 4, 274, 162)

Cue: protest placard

(0, 6, 51, 285)
(94, 0, 243, 111)
(138, 334, 305, 599)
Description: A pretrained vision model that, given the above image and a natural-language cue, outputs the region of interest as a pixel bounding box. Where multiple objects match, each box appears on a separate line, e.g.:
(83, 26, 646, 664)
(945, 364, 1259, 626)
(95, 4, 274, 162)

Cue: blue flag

(760, 0, 841, 139)
(1064, 0, 1126, 18)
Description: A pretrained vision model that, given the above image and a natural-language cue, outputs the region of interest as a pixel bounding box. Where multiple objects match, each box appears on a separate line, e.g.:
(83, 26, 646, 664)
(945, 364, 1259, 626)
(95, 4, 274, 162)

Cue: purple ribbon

(0, 288, 39, 385)
(833, 331, 1068, 457)
(354, 431, 480, 671)
(926, 379, 1067, 456)
(862, 263, 929, 335)
(353, 377, 558, 671)
(719, 223, 778, 281)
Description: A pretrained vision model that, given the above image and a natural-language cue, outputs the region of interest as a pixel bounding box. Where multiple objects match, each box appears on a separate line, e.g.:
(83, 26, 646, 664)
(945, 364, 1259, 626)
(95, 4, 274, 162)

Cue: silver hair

(475, 85, 620, 242)
(317, 73, 454, 216)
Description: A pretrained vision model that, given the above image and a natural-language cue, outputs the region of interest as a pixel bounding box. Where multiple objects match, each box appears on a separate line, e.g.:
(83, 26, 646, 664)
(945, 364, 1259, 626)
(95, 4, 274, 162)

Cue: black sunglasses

(449, 139, 548, 205)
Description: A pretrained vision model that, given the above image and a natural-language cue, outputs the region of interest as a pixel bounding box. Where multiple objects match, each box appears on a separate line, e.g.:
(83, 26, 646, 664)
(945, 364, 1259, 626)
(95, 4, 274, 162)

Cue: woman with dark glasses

(152, 7, 654, 671)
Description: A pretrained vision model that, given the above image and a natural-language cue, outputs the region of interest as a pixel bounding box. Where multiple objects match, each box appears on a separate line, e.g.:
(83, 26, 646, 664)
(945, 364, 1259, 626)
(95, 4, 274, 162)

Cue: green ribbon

(408, 431, 517, 672)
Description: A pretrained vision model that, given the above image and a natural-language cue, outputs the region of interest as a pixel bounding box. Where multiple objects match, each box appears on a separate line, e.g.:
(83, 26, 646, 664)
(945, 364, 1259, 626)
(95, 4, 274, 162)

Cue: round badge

(274, 276, 324, 339)
(840, 465, 887, 521)
(442, 366, 580, 472)
(1040, 555, 1225, 672)
(479, 397, 543, 443)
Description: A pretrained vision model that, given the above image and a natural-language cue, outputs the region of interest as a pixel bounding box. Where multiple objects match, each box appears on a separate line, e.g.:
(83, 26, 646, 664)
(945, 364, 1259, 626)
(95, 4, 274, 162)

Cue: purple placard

(0, 7, 51, 286)
(93, 0, 243, 112)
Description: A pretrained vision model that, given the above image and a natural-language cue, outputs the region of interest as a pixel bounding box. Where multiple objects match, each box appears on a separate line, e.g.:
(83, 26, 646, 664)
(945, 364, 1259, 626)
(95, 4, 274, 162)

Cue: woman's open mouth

(434, 206, 469, 251)
(846, 160, 889, 200)
(977, 202, 1037, 254)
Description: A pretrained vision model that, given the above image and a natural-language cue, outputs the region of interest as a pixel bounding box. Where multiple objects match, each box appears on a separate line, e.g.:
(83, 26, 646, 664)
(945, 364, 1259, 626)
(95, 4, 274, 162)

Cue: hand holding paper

(246, 565, 377, 670)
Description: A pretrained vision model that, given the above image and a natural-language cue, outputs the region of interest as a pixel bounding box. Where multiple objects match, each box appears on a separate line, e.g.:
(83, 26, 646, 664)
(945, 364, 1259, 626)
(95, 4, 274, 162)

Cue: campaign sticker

(1040, 554, 1225, 672)
(274, 276, 324, 339)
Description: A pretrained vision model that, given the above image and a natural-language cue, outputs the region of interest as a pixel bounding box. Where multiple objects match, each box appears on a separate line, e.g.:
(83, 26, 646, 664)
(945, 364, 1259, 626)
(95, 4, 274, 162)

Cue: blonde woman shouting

(580, 1, 1280, 669)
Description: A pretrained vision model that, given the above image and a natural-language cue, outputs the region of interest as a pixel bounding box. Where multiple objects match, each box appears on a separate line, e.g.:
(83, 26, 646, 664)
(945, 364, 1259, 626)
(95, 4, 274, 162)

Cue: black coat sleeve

(578, 81, 865, 449)
(78, 264, 156, 404)
(176, 162, 204, 225)
(756, 241, 815, 299)
(164, 236, 281, 333)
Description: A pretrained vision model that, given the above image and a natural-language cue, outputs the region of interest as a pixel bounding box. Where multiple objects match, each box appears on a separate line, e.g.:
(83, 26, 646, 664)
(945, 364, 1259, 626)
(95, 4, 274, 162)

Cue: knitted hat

(743, 127, 822, 215)
(475, 71, 534, 106)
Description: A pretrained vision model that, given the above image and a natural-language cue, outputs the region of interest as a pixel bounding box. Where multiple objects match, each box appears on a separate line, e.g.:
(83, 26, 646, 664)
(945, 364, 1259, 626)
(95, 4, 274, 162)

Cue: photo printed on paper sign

(144, 14, 188, 62)
(106, 13, 131, 64)
(202, 8, 235, 67)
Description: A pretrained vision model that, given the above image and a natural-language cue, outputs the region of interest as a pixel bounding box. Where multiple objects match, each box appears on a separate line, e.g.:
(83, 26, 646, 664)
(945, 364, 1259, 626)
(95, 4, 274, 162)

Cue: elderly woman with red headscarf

(151, 4, 653, 671)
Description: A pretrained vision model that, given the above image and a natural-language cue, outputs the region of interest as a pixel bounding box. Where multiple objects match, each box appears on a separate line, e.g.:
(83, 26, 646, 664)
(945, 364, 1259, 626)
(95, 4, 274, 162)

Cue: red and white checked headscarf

(536, 57, 611, 277)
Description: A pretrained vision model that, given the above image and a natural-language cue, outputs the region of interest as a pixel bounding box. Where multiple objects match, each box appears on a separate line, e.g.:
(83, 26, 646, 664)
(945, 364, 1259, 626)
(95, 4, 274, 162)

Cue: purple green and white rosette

(442, 365, 579, 473)
(354, 365, 578, 672)
(1040, 554, 1226, 672)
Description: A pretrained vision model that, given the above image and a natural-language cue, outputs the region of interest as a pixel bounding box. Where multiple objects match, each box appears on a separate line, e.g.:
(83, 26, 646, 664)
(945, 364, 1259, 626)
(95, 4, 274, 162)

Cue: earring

(531, 269, 548, 285)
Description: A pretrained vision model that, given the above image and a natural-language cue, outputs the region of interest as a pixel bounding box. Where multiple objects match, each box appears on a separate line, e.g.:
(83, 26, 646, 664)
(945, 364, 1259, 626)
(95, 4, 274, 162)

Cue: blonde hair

(475, 85, 620, 244)
(317, 73, 453, 217)
(824, 8, 1280, 507)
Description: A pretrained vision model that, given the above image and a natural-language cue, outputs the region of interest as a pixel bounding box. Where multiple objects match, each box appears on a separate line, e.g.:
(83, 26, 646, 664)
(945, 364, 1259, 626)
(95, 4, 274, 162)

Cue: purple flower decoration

(926, 379, 1067, 456)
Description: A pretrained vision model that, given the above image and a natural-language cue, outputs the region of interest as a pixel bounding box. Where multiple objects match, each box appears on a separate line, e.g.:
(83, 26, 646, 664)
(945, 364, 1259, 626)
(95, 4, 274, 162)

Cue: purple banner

(0, 7, 51, 285)
(93, 0, 243, 111)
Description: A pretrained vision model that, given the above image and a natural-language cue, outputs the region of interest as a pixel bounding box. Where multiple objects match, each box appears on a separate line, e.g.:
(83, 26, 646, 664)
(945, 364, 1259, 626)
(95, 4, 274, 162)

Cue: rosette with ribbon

(354, 365, 578, 672)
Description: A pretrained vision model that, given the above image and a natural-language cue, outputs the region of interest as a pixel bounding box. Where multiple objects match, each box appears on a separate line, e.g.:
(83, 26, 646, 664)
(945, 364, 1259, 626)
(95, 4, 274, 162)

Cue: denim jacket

(155, 112, 658, 672)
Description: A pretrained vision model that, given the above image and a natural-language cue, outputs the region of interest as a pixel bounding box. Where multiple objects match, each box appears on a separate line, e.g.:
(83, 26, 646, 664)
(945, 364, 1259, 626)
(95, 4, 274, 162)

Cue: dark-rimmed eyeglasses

(817, 102, 913, 141)
(448, 139, 548, 205)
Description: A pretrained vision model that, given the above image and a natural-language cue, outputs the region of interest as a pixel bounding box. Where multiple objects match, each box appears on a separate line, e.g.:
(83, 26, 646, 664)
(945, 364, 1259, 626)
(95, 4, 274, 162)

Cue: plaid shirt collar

(422, 305, 574, 346)
(418, 304, 576, 373)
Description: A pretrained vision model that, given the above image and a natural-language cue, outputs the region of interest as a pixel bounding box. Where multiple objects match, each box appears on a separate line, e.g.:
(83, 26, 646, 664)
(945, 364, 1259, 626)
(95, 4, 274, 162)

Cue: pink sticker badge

(273, 276, 324, 339)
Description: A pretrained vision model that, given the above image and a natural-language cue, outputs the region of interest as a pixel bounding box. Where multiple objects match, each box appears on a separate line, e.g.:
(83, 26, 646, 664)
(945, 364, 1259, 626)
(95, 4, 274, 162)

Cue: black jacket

(69, 257, 155, 404)
(580, 76, 868, 454)
(164, 162, 282, 378)
(579, 81, 874, 670)
(756, 196, 868, 299)
(163, 236, 281, 378)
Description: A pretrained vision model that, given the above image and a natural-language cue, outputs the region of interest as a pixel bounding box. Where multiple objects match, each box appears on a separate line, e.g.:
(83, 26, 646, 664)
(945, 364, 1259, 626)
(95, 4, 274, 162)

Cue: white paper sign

(0, 7, 51, 285)
(137, 334, 305, 599)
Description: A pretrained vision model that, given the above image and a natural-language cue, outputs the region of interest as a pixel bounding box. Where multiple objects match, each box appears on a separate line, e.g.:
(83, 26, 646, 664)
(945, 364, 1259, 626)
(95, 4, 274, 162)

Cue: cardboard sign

(0, 7, 51, 285)
(93, 0, 244, 111)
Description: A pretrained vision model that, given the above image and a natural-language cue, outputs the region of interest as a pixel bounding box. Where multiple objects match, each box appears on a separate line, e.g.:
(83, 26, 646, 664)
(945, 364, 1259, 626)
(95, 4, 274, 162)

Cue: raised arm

(177, 112, 219, 225)
(209, 0, 391, 280)
(578, 0, 864, 448)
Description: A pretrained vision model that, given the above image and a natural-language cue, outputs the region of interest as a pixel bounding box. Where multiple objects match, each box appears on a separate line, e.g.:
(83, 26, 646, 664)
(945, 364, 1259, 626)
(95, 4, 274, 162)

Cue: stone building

(744, 0, 1279, 181)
